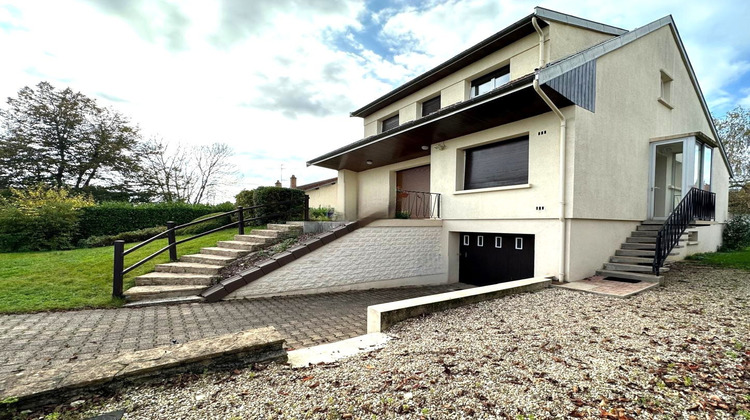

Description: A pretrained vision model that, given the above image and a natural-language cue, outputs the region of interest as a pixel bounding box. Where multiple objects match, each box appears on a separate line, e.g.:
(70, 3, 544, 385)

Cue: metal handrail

(395, 189, 441, 219)
(113, 196, 310, 298)
(653, 187, 715, 275)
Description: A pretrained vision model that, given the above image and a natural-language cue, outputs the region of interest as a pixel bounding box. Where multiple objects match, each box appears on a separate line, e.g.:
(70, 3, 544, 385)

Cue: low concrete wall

(367, 277, 550, 333)
(227, 225, 448, 299)
(288, 221, 347, 234)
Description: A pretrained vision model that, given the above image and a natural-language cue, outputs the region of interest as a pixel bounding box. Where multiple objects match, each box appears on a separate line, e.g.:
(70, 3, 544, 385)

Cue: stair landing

(556, 276, 658, 298)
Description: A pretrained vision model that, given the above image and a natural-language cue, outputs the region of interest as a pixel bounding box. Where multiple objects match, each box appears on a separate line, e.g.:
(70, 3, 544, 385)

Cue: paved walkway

(0, 284, 469, 382)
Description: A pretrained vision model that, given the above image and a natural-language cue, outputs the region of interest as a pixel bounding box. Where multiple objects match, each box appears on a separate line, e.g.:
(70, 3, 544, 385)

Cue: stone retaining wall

(226, 226, 447, 299)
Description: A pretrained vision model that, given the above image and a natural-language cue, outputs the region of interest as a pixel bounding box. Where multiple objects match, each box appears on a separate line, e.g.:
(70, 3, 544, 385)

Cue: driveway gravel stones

(25, 264, 750, 418)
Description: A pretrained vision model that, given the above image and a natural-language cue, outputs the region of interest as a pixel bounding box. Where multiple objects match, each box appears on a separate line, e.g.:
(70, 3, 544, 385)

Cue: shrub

(252, 187, 306, 224)
(721, 214, 750, 251)
(77, 201, 234, 238)
(0, 185, 94, 252)
(310, 206, 334, 221)
(78, 226, 166, 248)
(235, 189, 256, 220)
(176, 212, 232, 236)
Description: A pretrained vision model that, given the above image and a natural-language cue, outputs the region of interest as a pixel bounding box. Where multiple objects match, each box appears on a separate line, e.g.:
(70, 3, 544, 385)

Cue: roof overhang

(308, 75, 573, 172)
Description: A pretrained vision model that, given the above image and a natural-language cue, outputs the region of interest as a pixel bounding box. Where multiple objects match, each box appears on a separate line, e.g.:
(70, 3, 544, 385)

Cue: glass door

(651, 142, 684, 219)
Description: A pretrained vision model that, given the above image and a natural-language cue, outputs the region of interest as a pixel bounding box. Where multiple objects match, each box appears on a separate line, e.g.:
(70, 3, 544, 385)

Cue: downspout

(532, 17, 568, 283)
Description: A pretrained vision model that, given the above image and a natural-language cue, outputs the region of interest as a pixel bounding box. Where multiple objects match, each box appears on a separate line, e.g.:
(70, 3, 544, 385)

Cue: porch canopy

(307, 76, 573, 172)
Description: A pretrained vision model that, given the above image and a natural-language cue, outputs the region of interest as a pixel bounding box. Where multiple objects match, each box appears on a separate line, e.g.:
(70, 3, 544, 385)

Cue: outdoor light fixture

(421, 145, 429, 150)
(433, 143, 447, 151)
(366, 160, 373, 165)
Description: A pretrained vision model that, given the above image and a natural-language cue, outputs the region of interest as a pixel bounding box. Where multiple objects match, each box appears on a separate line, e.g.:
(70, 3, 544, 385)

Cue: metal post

(238, 206, 245, 235)
(166, 221, 177, 262)
(304, 195, 310, 221)
(113, 240, 124, 298)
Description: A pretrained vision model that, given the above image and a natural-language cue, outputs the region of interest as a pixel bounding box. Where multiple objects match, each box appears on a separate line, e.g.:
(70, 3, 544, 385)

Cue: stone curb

(367, 277, 551, 333)
(0, 327, 287, 411)
(202, 221, 360, 302)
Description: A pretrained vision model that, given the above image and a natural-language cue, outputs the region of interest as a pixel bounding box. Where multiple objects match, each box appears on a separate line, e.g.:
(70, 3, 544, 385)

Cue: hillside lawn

(0, 227, 261, 314)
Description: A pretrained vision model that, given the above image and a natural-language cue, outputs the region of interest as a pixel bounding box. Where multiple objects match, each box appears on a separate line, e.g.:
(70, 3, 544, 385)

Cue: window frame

(421, 95, 441, 117)
(381, 114, 399, 132)
(470, 66, 510, 98)
(461, 135, 530, 191)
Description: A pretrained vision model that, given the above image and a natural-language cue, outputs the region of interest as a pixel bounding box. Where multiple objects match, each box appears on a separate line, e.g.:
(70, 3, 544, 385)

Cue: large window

(463, 136, 529, 190)
(382, 115, 399, 132)
(692, 142, 713, 191)
(470, 66, 510, 98)
(421, 95, 441, 117)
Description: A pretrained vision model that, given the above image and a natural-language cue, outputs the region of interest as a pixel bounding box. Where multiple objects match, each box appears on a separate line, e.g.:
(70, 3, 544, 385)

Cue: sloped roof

(296, 177, 337, 191)
(349, 7, 625, 119)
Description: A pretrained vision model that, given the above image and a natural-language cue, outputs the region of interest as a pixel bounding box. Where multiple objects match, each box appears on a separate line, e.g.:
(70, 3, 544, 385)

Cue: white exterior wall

(305, 183, 338, 210)
(226, 225, 448, 299)
(356, 156, 431, 219)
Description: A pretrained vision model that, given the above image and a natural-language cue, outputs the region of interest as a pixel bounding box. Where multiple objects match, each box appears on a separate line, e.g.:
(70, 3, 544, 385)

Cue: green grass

(0, 227, 259, 314)
(685, 246, 750, 270)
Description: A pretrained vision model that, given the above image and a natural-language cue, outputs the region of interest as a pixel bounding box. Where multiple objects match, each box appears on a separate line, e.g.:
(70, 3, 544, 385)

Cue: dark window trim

(421, 95, 441, 117)
(382, 115, 399, 132)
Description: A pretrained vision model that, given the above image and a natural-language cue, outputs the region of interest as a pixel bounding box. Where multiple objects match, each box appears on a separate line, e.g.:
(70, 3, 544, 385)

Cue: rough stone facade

(228, 226, 446, 298)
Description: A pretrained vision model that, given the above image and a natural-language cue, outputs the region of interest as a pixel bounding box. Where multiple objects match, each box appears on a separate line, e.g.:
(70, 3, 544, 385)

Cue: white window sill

(454, 183, 531, 195)
(657, 97, 673, 110)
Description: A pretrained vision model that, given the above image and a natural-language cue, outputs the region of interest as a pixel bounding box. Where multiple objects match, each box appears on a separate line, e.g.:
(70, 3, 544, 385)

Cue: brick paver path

(0, 284, 468, 381)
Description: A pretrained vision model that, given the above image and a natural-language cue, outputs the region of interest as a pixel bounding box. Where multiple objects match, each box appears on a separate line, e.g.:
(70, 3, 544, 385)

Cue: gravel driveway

(34, 263, 750, 419)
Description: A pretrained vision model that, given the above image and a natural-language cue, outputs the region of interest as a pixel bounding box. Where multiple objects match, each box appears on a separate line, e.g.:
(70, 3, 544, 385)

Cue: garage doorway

(459, 232, 534, 286)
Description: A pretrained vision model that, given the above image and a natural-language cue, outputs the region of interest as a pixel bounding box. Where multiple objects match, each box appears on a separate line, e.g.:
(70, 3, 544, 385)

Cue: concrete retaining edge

(367, 277, 551, 333)
(0, 327, 287, 411)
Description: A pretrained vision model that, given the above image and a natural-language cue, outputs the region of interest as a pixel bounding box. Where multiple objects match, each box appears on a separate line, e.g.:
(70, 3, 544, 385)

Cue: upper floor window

(382, 115, 399, 132)
(470, 66, 510, 98)
(463, 135, 529, 190)
(421, 95, 441, 117)
(659, 70, 673, 109)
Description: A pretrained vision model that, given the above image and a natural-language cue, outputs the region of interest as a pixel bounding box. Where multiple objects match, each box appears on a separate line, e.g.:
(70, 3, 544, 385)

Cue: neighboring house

(304, 7, 732, 285)
(296, 177, 338, 210)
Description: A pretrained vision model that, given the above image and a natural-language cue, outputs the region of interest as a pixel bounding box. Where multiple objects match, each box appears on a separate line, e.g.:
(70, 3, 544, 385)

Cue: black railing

(653, 187, 715, 275)
(112, 195, 309, 298)
(395, 189, 441, 219)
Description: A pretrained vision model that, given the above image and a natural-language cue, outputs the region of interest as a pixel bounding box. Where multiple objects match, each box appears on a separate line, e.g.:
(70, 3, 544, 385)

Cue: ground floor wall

(566, 219, 640, 281)
(226, 222, 448, 299)
(306, 183, 338, 210)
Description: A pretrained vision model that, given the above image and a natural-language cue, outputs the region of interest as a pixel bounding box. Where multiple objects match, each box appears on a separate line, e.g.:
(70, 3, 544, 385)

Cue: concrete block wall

(226, 226, 447, 299)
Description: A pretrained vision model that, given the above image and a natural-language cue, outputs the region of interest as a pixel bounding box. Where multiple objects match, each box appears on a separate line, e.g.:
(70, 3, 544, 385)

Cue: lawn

(0, 227, 258, 314)
(686, 246, 750, 270)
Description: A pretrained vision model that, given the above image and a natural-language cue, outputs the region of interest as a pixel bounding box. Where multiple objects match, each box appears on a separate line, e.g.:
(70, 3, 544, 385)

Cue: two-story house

(303, 7, 731, 286)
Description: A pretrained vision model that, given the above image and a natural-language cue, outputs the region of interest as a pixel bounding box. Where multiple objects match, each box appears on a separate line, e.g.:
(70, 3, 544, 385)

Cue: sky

(1, 0, 749, 202)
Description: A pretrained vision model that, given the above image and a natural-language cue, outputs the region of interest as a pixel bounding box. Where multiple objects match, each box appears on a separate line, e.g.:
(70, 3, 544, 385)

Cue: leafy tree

(714, 106, 750, 188)
(0, 82, 141, 193)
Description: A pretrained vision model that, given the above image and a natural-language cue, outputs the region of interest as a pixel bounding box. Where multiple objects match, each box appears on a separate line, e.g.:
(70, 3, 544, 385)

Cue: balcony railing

(395, 189, 441, 219)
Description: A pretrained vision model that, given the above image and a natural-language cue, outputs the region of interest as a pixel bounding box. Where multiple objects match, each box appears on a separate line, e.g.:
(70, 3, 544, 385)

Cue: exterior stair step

(155, 262, 223, 275)
(596, 269, 663, 283)
(234, 234, 278, 245)
(636, 224, 662, 231)
(216, 240, 262, 250)
(251, 229, 281, 238)
(123, 285, 207, 302)
(200, 247, 253, 258)
(267, 223, 303, 233)
(640, 220, 665, 225)
(626, 236, 657, 243)
(603, 262, 669, 273)
(123, 295, 204, 308)
(616, 249, 679, 257)
(609, 256, 654, 264)
(135, 272, 215, 286)
(631, 230, 658, 237)
(181, 254, 234, 266)
(621, 242, 656, 250)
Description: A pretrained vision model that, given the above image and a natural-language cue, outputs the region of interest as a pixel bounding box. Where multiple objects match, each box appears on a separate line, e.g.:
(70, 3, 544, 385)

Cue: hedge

(252, 187, 306, 224)
(78, 226, 166, 248)
(77, 201, 234, 238)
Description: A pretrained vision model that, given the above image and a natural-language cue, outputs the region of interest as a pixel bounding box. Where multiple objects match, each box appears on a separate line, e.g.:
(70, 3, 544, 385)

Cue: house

(300, 7, 731, 286)
(296, 177, 338, 210)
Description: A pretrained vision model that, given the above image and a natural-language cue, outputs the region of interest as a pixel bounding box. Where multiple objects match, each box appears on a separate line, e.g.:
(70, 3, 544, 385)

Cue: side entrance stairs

(123, 223, 302, 305)
(596, 220, 687, 284)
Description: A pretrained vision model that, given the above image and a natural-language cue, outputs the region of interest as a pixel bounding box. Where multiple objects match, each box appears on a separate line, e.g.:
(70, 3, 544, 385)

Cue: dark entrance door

(396, 165, 430, 218)
(459, 232, 535, 286)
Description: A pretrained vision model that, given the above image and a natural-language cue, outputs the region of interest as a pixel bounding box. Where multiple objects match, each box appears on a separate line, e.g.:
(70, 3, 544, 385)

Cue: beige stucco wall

(337, 170, 359, 221)
(305, 183, 338, 210)
(566, 219, 639, 281)
(547, 21, 615, 62)
(356, 156, 431, 219)
(571, 25, 730, 223)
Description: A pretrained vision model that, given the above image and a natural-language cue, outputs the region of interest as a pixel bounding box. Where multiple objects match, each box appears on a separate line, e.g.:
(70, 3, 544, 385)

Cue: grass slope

(685, 246, 750, 270)
(0, 228, 251, 314)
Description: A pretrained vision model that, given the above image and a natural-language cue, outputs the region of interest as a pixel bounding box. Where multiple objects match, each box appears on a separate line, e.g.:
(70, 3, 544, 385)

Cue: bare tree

(714, 106, 750, 189)
(137, 138, 235, 204)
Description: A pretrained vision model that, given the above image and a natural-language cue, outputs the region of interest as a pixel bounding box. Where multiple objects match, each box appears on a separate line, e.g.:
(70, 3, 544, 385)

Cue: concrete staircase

(596, 220, 686, 284)
(123, 223, 302, 305)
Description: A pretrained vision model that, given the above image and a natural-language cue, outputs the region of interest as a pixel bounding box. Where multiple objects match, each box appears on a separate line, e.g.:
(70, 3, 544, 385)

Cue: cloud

(96, 92, 129, 103)
(85, 0, 190, 51)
